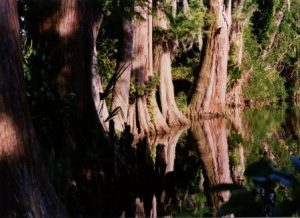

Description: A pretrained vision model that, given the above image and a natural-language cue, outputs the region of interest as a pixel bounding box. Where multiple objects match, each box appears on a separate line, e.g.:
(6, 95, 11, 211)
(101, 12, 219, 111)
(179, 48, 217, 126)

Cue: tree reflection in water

(134, 128, 187, 217)
(191, 118, 232, 215)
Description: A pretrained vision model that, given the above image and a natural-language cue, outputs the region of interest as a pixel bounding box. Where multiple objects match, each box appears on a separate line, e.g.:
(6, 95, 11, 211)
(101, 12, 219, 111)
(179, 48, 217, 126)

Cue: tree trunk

(0, 0, 64, 216)
(91, 12, 109, 131)
(129, 0, 169, 135)
(32, 0, 106, 141)
(111, 17, 133, 132)
(153, 2, 190, 127)
(191, 119, 232, 215)
(189, 0, 231, 118)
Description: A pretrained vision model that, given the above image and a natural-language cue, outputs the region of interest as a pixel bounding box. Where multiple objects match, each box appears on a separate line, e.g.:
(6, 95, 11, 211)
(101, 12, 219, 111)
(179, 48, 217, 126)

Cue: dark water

(68, 105, 300, 217)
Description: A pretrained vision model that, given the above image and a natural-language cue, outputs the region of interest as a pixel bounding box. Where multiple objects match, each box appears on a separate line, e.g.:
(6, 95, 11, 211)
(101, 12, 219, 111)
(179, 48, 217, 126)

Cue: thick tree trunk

(111, 18, 133, 132)
(91, 12, 109, 131)
(129, 0, 169, 135)
(191, 119, 232, 215)
(153, 2, 190, 127)
(0, 0, 64, 216)
(189, 0, 231, 118)
(32, 0, 106, 140)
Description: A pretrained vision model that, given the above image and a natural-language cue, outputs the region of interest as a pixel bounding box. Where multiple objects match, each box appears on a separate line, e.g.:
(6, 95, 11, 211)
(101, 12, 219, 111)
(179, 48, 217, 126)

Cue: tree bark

(191, 119, 232, 215)
(129, 0, 169, 135)
(31, 0, 107, 141)
(189, 0, 231, 118)
(153, 2, 190, 127)
(91, 11, 109, 131)
(0, 0, 64, 216)
(111, 17, 133, 132)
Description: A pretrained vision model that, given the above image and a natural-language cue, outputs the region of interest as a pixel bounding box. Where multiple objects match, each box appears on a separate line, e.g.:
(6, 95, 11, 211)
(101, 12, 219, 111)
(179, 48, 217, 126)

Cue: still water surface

(137, 105, 300, 217)
(73, 105, 300, 217)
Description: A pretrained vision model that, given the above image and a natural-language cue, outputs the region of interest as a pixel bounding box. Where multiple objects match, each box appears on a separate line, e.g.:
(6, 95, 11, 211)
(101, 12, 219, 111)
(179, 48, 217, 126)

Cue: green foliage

(242, 21, 287, 103)
(101, 0, 134, 18)
(241, 0, 300, 103)
(228, 132, 243, 148)
(96, 38, 118, 88)
(265, 0, 300, 99)
(135, 84, 145, 97)
(244, 65, 287, 103)
(172, 66, 194, 82)
(147, 75, 160, 92)
(227, 59, 242, 87)
(167, 0, 207, 43)
(175, 91, 188, 112)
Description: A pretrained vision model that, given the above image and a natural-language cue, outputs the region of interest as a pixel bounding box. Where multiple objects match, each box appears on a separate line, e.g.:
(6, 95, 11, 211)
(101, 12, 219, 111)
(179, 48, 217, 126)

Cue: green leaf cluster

(168, 0, 207, 41)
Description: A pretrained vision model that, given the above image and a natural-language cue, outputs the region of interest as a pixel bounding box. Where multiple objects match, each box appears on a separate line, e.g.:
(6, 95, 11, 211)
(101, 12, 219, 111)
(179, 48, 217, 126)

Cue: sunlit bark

(153, 2, 190, 127)
(189, 0, 232, 118)
(191, 119, 232, 214)
(129, 0, 169, 135)
(0, 0, 64, 215)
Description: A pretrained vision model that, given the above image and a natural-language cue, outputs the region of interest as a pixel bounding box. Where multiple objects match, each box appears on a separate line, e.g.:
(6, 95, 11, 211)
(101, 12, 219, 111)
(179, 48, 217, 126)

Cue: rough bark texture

(153, 2, 190, 127)
(129, 0, 169, 135)
(0, 0, 64, 216)
(191, 119, 232, 215)
(189, 0, 231, 118)
(131, 1, 152, 134)
(111, 18, 133, 132)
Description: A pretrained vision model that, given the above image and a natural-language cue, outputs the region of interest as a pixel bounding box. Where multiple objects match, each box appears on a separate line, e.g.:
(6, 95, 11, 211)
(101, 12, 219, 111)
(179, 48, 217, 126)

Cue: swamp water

(68, 105, 300, 217)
